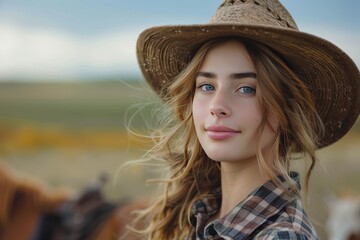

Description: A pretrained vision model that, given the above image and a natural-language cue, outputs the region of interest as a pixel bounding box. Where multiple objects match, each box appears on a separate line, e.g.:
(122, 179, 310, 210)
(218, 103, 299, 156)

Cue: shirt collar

(191, 172, 301, 239)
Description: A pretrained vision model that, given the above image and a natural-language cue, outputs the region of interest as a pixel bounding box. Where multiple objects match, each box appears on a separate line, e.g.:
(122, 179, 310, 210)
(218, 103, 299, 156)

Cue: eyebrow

(196, 71, 257, 79)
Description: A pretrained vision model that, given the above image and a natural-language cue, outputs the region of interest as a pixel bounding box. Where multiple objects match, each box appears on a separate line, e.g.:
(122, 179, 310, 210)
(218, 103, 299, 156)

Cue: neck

(218, 157, 270, 218)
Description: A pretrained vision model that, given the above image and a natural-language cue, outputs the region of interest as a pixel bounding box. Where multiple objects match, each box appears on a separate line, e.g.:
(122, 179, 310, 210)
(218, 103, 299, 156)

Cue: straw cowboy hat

(136, 0, 360, 148)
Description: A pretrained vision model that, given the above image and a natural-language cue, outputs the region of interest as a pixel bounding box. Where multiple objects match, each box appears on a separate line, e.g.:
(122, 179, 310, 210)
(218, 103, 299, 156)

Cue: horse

(0, 163, 69, 239)
(0, 163, 147, 240)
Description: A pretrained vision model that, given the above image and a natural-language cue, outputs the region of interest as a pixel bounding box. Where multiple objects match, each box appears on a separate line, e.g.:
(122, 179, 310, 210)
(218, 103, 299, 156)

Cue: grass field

(0, 81, 359, 239)
(0, 80, 158, 130)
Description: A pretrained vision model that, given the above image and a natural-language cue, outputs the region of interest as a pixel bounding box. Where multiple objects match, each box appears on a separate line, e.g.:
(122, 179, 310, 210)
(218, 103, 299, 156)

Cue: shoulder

(254, 228, 318, 240)
(253, 201, 319, 240)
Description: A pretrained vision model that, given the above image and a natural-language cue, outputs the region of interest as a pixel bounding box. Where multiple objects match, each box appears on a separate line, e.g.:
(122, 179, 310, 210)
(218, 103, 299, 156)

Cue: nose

(210, 91, 231, 118)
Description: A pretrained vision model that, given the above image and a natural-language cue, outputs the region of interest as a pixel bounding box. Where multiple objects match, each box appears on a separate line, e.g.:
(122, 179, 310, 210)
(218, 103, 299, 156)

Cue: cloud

(0, 23, 142, 80)
(0, 23, 358, 81)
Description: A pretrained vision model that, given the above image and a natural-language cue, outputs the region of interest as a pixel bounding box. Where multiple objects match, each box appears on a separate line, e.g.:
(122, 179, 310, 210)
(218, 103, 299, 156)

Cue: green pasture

(0, 80, 159, 130)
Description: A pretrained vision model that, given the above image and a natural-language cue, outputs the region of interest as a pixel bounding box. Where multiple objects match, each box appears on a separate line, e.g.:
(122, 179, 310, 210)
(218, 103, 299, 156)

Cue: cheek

(240, 101, 263, 127)
(192, 97, 207, 130)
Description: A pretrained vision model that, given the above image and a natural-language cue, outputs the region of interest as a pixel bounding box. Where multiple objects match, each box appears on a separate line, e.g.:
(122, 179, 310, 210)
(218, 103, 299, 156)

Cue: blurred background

(0, 0, 359, 238)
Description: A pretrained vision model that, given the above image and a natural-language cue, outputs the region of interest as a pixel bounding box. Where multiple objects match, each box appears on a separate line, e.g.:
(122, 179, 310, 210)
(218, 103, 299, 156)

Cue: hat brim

(136, 24, 360, 148)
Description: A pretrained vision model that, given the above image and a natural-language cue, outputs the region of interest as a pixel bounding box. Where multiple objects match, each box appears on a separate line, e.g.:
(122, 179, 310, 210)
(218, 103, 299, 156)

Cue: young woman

(133, 0, 360, 239)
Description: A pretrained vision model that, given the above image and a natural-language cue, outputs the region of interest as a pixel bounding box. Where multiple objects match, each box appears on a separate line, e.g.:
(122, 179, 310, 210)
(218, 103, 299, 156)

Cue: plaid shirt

(189, 172, 319, 240)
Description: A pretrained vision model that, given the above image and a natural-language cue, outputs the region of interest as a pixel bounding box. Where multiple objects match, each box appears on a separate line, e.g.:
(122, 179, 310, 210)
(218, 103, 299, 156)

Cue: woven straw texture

(136, 0, 360, 148)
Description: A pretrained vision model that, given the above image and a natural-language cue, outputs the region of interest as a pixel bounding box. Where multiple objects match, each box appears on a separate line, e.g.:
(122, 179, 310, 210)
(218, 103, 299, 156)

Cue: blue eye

(239, 86, 256, 94)
(200, 84, 215, 92)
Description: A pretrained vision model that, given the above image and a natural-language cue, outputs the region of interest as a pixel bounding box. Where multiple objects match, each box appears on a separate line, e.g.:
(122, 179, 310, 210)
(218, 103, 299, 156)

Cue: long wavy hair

(129, 37, 324, 240)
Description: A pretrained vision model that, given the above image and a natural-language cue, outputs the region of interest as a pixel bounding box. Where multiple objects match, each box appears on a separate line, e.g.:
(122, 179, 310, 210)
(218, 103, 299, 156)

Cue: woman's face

(192, 40, 277, 164)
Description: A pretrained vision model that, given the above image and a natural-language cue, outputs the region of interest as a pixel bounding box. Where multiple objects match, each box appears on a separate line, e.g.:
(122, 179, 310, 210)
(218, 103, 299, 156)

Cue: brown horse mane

(0, 162, 70, 227)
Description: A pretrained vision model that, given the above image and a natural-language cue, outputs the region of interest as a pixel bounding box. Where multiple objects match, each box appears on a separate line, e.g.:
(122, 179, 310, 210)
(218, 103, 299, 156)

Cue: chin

(206, 152, 254, 163)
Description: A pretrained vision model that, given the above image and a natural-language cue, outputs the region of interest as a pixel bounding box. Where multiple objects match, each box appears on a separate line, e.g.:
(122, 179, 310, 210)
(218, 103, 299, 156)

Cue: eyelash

(198, 83, 215, 92)
(239, 86, 256, 94)
(197, 83, 256, 94)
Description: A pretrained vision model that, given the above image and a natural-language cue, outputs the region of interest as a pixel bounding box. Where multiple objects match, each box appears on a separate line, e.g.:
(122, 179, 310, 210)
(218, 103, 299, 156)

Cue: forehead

(199, 40, 256, 73)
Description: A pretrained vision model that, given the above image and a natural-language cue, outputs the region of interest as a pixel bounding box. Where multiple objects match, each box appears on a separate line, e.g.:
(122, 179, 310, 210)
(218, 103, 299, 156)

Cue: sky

(0, 0, 359, 81)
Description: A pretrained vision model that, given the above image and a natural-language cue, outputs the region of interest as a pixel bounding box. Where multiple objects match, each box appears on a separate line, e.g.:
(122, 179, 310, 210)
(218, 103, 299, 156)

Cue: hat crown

(211, 0, 298, 30)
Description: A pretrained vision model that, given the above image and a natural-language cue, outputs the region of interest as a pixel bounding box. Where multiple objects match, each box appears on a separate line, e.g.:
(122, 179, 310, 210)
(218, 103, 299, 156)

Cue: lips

(205, 125, 241, 140)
